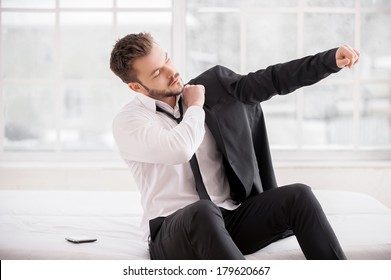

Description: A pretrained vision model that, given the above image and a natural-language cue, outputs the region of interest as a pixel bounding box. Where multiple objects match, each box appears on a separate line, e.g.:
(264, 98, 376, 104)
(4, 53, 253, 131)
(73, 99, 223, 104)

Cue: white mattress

(0, 189, 390, 260)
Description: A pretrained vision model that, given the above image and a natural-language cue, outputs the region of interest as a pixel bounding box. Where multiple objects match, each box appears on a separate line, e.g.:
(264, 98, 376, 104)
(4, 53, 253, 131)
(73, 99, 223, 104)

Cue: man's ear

(128, 82, 142, 92)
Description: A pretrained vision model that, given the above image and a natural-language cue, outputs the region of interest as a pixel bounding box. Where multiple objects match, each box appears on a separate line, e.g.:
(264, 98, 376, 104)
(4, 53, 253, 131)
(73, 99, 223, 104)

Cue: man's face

(131, 43, 184, 101)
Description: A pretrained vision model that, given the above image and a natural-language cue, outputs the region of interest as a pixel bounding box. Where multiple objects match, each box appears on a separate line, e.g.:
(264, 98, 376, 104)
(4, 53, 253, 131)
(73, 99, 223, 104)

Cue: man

(110, 32, 359, 260)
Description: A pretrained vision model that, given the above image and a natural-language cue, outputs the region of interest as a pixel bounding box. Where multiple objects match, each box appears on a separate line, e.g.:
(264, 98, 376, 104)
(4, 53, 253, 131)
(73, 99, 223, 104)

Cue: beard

(138, 75, 184, 100)
(147, 83, 183, 100)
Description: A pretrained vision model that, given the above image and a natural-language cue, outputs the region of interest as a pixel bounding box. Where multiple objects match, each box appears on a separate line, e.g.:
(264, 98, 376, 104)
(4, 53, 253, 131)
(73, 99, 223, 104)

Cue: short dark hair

(109, 32, 154, 83)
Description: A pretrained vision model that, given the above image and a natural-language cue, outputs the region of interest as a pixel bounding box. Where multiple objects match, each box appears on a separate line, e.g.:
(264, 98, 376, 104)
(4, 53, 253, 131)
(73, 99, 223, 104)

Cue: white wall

(1, 163, 390, 208)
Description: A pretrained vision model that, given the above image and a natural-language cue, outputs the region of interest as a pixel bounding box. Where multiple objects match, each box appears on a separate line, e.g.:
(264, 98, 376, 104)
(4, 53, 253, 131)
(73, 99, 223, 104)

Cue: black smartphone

(65, 236, 97, 244)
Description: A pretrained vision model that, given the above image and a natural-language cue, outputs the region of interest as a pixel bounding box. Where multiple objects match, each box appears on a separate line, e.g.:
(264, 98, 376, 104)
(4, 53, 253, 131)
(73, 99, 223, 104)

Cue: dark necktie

(156, 99, 211, 200)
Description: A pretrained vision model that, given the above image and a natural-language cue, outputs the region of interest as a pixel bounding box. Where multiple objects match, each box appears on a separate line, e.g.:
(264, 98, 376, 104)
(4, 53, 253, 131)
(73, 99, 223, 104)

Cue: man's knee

(287, 183, 325, 214)
(290, 183, 312, 195)
(282, 183, 318, 206)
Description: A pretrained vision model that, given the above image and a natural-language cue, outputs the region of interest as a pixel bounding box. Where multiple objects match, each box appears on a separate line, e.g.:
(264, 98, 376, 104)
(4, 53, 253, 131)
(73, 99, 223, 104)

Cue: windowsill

(273, 160, 391, 168)
(0, 149, 391, 169)
(1, 159, 391, 169)
(0, 160, 128, 169)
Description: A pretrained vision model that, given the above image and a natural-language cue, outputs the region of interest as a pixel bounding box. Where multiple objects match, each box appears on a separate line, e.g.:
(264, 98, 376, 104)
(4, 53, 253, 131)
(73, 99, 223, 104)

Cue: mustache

(169, 73, 181, 86)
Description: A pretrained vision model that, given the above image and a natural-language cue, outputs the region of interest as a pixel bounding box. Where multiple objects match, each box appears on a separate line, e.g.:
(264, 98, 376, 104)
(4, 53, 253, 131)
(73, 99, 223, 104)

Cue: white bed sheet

(0, 189, 390, 260)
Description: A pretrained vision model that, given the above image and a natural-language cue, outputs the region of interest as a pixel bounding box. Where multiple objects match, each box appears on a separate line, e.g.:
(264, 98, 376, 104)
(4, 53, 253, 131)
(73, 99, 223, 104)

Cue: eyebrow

(149, 52, 168, 78)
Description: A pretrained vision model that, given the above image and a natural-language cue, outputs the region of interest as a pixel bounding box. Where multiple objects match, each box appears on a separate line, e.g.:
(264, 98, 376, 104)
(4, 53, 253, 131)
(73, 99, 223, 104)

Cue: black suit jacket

(188, 48, 341, 203)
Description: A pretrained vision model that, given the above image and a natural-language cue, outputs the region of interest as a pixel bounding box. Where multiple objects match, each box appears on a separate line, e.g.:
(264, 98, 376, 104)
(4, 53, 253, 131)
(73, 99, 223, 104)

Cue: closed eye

(151, 53, 170, 79)
(153, 70, 161, 78)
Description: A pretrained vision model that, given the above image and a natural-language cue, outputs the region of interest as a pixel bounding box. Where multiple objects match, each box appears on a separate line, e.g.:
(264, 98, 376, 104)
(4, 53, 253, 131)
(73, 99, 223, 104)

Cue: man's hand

(183, 84, 205, 108)
(336, 44, 360, 68)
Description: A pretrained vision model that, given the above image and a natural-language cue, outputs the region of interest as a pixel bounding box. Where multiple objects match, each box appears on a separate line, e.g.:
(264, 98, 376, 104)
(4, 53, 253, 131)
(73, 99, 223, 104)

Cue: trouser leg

(149, 199, 245, 260)
(224, 184, 346, 260)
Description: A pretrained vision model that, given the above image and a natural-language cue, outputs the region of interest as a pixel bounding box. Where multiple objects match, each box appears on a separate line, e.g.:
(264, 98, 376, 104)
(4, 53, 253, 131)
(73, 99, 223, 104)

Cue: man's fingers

(183, 84, 205, 107)
(337, 44, 359, 68)
(344, 45, 359, 67)
(343, 58, 350, 67)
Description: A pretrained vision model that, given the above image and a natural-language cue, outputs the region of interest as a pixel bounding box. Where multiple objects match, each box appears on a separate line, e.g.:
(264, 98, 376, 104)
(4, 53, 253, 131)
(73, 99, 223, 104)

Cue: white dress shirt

(112, 93, 238, 240)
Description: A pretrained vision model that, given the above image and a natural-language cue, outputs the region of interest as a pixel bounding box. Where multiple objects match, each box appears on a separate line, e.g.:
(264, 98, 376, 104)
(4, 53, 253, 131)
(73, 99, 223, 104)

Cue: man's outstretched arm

(219, 45, 359, 104)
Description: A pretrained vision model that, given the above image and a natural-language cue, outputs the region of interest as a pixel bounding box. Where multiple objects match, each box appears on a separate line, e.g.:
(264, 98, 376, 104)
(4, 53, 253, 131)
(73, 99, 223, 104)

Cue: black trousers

(148, 184, 347, 260)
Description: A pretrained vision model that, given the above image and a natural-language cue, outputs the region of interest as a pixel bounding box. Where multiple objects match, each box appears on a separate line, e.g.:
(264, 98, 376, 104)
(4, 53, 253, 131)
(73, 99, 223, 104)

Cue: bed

(1, 189, 390, 260)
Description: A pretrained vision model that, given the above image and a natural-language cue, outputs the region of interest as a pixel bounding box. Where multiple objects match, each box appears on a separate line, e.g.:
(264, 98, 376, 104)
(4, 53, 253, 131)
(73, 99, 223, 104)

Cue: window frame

(0, 0, 390, 165)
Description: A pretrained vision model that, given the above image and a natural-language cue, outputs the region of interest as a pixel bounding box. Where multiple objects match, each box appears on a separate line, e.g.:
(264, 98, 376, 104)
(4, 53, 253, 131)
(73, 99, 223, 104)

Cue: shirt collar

(135, 92, 181, 114)
(135, 92, 157, 112)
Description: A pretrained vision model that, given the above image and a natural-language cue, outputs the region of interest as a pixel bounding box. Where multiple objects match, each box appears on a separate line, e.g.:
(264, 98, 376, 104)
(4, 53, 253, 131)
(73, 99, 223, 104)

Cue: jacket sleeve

(214, 48, 341, 104)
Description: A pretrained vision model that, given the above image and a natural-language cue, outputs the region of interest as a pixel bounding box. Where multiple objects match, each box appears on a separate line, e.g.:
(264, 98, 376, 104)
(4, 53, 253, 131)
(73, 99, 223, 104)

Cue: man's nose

(163, 64, 176, 78)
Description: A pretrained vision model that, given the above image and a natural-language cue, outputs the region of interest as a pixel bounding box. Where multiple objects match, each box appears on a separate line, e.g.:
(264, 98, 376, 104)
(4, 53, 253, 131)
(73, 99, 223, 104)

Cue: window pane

(3, 85, 57, 151)
(246, 13, 297, 71)
(185, 0, 240, 79)
(246, 0, 298, 7)
(112, 82, 134, 112)
(359, 84, 391, 147)
(186, 11, 240, 78)
(263, 94, 298, 147)
(302, 84, 354, 147)
(117, 0, 172, 8)
(1, 13, 56, 79)
(303, 13, 355, 80)
(361, 14, 391, 80)
(187, 0, 239, 9)
(2, 0, 55, 8)
(60, 12, 113, 79)
(247, 12, 298, 148)
(361, 0, 391, 7)
(60, 0, 112, 8)
(60, 82, 115, 150)
(117, 12, 172, 53)
(304, 0, 355, 7)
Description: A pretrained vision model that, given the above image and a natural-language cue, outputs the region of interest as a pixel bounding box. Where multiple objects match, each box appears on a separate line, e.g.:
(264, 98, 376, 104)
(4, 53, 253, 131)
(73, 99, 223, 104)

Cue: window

(186, 0, 391, 160)
(1, 0, 390, 162)
(0, 0, 173, 160)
